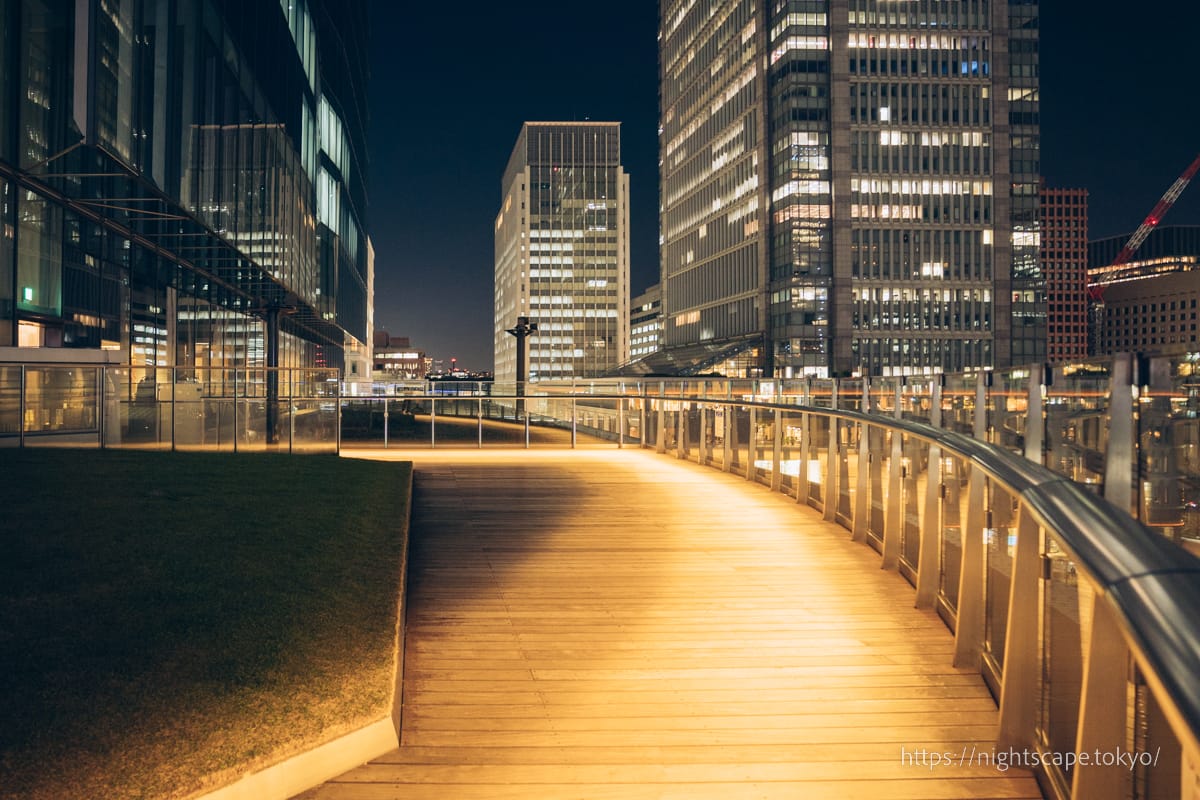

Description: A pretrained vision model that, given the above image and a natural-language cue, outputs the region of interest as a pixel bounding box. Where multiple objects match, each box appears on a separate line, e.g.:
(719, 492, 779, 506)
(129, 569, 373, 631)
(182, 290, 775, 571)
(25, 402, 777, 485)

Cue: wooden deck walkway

(297, 450, 1041, 800)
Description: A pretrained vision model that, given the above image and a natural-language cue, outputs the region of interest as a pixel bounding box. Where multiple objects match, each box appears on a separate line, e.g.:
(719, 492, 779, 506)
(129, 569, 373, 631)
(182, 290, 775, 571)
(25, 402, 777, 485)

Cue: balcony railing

(3, 355, 1199, 799)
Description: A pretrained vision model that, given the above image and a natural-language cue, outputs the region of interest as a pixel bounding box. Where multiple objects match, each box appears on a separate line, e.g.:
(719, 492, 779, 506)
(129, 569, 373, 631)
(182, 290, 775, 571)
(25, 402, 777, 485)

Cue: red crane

(1089, 152, 1200, 301)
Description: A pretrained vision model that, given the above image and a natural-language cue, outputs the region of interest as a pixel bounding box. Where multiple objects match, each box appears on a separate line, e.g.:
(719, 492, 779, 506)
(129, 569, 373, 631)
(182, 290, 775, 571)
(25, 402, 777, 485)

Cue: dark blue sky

(367, 3, 1200, 371)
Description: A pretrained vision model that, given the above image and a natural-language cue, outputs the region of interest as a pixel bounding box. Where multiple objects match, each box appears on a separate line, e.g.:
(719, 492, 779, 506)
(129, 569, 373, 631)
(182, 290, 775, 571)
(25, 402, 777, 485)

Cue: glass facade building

(658, 0, 1043, 377)
(494, 122, 630, 382)
(0, 0, 371, 372)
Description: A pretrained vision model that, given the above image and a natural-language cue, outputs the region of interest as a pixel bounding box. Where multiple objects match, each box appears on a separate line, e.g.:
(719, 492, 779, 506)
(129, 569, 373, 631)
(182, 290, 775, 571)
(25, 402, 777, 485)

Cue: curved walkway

(298, 449, 1040, 800)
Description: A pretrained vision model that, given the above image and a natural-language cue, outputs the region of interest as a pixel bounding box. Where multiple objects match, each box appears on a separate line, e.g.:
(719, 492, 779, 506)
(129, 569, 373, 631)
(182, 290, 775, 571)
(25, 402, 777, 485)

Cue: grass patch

(0, 449, 411, 800)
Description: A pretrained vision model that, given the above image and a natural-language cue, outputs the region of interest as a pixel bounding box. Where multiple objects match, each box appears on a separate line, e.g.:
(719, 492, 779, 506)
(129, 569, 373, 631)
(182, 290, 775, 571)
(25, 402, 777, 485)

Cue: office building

(630, 284, 663, 359)
(0, 0, 371, 372)
(1089, 226, 1200, 355)
(494, 122, 630, 382)
(656, 1, 1042, 377)
(1041, 186, 1089, 363)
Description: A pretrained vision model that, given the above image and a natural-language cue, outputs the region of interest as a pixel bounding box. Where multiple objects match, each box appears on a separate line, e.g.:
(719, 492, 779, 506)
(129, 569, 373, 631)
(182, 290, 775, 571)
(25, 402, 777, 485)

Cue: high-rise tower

(657, 1, 1042, 377)
(494, 122, 630, 382)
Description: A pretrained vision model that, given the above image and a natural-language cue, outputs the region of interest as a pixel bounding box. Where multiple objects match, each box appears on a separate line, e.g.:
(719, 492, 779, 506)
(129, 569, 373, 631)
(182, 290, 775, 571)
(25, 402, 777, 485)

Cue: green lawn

(0, 449, 411, 800)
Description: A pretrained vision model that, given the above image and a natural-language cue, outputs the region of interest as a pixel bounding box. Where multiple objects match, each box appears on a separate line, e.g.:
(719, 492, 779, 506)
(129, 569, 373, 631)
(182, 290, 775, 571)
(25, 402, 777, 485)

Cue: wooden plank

(297, 450, 1039, 799)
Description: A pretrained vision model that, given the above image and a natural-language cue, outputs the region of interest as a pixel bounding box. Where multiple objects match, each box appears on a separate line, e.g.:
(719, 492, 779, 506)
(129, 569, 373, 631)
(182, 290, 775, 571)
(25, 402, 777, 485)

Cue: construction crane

(1087, 152, 1200, 354)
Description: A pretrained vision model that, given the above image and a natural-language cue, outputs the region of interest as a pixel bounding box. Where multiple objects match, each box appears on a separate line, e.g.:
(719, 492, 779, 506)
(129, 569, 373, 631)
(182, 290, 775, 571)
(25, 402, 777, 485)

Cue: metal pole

(335, 379, 341, 455)
(18, 365, 26, 449)
(571, 395, 577, 449)
(233, 368, 239, 453)
(96, 366, 105, 449)
(477, 395, 483, 448)
(618, 397, 625, 449)
(383, 397, 389, 449)
(430, 399, 436, 449)
(288, 369, 295, 454)
(170, 366, 177, 452)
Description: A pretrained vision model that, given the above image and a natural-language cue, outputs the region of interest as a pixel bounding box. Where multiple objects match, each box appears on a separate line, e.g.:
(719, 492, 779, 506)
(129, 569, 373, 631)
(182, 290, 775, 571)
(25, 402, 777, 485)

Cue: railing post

(746, 405, 756, 481)
(1070, 594, 1131, 800)
(823, 418, 839, 522)
(170, 366, 177, 452)
(677, 401, 686, 460)
(1105, 352, 1136, 516)
(916, 377, 943, 606)
(1025, 363, 1045, 464)
(657, 398, 667, 453)
(723, 404, 733, 472)
(771, 409, 782, 492)
(882, 381, 904, 568)
(479, 395, 484, 448)
(18, 365, 26, 449)
(618, 396, 625, 449)
(96, 367, 105, 449)
(853, 422, 870, 543)
(383, 398, 389, 449)
(288, 370, 295, 454)
(996, 504, 1042, 749)
(796, 411, 811, 505)
(233, 369, 239, 453)
(954, 462, 987, 669)
(431, 400, 437, 449)
(524, 400, 530, 449)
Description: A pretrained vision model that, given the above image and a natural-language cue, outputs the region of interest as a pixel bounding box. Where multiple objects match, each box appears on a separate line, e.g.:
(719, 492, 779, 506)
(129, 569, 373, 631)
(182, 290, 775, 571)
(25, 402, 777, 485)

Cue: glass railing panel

(729, 404, 751, 476)
(751, 407, 775, 485)
(810, 379, 835, 409)
(869, 377, 900, 418)
(1038, 536, 1085, 791)
(1139, 354, 1199, 545)
(236, 397, 269, 450)
(428, 397, 485, 447)
(983, 481, 1019, 672)
(529, 398, 577, 448)
(807, 413, 829, 510)
(989, 368, 1031, 456)
(339, 398, 389, 447)
(900, 433, 928, 574)
(111, 367, 164, 449)
(1045, 362, 1111, 489)
(623, 400, 644, 447)
(867, 424, 887, 546)
(0, 366, 21, 443)
(942, 373, 977, 436)
(836, 419, 856, 526)
(704, 404, 724, 468)
(661, 402, 680, 454)
(939, 452, 968, 614)
(20, 366, 99, 448)
(778, 408, 803, 493)
(900, 379, 935, 425)
(481, 397, 526, 447)
(838, 379, 864, 413)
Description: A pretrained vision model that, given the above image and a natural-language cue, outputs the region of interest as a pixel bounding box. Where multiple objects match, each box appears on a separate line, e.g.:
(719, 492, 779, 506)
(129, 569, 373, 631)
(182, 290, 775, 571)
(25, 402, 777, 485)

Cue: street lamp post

(506, 316, 538, 417)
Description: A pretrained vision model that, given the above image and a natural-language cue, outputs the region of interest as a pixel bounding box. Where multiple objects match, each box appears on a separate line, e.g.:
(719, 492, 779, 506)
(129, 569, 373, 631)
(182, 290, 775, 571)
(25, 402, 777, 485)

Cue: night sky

(367, 2, 1200, 372)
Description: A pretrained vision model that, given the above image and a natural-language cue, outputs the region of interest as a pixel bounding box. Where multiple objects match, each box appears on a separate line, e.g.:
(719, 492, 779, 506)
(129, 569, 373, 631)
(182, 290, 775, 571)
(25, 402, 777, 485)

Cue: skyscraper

(0, 0, 371, 372)
(494, 122, 630, 382)
(657, 1, 1042, 378)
